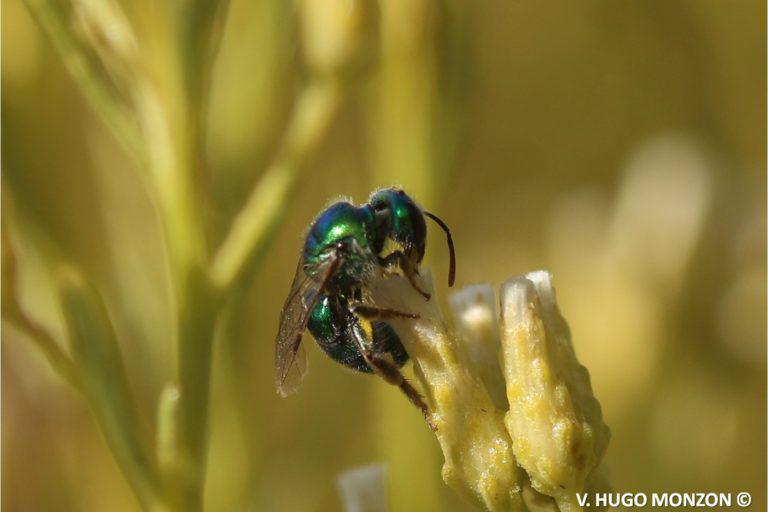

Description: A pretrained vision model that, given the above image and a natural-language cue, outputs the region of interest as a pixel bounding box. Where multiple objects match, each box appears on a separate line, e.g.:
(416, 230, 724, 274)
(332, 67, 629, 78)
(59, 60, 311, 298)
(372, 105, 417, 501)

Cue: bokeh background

(3, 0, 765, 511)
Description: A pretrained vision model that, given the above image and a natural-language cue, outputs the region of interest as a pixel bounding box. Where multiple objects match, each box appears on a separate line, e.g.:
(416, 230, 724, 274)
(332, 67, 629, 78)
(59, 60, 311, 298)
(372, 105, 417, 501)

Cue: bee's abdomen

(308, 296, 409, 373)
(308, 295, 373, 373)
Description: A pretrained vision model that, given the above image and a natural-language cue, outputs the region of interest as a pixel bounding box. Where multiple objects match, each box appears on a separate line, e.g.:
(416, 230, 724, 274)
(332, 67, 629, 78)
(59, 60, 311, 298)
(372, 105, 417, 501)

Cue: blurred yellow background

(2, 0, 765, 511)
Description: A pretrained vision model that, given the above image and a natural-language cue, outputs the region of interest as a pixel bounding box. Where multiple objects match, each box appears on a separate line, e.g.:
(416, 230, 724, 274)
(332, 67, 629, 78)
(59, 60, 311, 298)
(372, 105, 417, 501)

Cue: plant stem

(137, 5, 231, 507)
(140, 83, 214, 510)
(173, 271, 219, 511)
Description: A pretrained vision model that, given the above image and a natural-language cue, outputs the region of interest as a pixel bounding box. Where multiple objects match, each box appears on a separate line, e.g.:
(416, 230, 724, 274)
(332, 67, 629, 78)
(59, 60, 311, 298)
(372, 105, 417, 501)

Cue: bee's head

(369, 188, 427, 263)
(369, 187, 456, 287)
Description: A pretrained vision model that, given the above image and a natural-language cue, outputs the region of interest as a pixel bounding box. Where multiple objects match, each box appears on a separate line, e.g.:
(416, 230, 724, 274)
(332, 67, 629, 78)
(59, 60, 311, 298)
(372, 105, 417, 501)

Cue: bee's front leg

(378, 251, 431, 301)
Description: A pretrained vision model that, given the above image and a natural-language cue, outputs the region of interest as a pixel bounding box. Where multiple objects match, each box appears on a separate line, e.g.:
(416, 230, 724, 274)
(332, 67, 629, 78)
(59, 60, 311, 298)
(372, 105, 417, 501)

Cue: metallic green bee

(274, 188, 455, 428)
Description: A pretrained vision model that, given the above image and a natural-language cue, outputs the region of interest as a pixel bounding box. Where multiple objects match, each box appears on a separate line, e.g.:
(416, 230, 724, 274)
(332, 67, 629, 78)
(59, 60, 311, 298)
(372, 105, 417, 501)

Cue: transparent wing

(274, 253, 341, 396)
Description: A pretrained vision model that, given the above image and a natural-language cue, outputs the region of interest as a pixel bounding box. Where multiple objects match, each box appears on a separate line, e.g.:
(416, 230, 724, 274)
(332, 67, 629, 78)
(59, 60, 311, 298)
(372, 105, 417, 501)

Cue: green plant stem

(23, 0, 145, 162)
(121, 2, 231, 508)
(142, 91, 214, 510)
(173, 272, 220, 511)
(210, 77, 343, 291)
(138, 8, 229, 507)
(22, 1, 234, 510)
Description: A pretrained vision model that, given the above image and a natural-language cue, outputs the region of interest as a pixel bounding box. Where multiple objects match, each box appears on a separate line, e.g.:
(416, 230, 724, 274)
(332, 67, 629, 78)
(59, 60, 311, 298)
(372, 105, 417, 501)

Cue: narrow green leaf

(58, 267, 162, 509)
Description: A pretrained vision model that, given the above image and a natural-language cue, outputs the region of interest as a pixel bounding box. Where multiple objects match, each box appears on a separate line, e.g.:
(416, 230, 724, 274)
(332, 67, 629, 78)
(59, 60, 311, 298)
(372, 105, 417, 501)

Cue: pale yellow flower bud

(371, 274, 524, 512)
(500, 271, 610, 511)
(371, 269, 609, 512)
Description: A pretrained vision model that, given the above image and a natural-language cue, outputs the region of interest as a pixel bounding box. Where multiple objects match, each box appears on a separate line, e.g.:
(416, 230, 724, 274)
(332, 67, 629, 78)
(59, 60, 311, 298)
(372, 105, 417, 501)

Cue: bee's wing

(274, 253, 342, 397)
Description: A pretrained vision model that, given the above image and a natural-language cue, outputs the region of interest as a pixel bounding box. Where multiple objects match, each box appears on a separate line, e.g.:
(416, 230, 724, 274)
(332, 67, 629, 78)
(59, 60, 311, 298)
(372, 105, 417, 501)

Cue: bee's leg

(379, 251, 430, 301)
(350, 319, 436, 431)
(372, 356, 437, 431)
(350, 304, 420, 320)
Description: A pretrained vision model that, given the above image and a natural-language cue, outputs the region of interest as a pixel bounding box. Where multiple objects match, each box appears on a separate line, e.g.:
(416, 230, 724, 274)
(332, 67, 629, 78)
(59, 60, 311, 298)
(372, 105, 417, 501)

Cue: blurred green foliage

(2, 0, 765, 511)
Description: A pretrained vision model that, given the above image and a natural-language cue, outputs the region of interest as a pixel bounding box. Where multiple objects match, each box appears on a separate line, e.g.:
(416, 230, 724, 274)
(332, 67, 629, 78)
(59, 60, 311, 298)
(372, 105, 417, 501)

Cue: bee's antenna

(424, 211, 456, 287)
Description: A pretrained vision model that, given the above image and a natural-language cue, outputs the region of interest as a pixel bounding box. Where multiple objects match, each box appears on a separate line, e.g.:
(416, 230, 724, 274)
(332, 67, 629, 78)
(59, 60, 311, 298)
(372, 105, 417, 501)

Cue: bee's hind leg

(350, 304, 420, 321)
(349, 318, 436, 431)
(375, 357, 436, 431)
